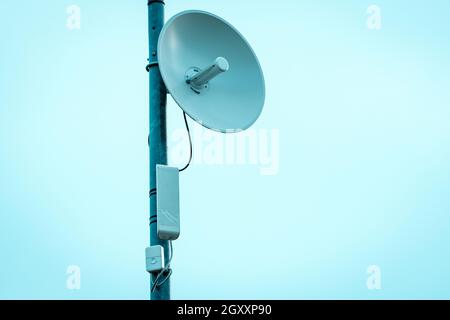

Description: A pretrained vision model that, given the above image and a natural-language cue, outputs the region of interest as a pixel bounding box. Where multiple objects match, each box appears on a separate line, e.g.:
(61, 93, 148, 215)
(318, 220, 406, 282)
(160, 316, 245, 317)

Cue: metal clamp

(146, 61, 159, 72)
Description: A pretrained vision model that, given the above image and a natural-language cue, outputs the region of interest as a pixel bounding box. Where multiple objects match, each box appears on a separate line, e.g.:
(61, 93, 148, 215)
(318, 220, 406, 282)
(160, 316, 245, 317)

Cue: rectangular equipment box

(156, 165, 180, 240)
(145, 245, 164, 273)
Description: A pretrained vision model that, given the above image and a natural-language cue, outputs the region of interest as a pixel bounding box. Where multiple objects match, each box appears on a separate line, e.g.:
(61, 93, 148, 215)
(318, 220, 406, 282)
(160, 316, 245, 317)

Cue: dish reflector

(158, 10, 265, 132)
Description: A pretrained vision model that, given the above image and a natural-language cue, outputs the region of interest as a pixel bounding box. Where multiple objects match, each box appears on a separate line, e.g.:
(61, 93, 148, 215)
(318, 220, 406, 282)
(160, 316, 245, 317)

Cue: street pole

(147, 0, 170, 300)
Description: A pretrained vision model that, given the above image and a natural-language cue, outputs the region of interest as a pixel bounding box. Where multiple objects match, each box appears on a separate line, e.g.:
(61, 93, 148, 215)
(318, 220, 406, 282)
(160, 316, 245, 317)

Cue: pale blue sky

(1, 0, 450, 299)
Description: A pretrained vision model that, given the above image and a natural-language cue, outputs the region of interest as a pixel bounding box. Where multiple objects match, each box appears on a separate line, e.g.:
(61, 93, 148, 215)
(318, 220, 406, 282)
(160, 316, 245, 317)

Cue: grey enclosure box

(145, 245, 164, 273)
(157, 165, 180, 240)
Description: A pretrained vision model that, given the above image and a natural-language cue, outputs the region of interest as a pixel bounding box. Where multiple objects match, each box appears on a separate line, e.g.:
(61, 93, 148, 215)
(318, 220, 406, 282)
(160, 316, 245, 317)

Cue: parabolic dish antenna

(158, 10, 265, 133)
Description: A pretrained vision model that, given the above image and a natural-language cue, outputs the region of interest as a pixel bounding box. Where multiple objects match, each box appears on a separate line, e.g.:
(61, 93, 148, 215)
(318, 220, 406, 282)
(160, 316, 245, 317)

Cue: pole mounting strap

(146, 61, 159, 72)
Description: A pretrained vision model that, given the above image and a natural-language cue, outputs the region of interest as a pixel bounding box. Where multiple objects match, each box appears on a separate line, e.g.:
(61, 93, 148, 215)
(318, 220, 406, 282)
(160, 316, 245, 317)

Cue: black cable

(179, 112, 192, 172)
(156, 268, 172, 287)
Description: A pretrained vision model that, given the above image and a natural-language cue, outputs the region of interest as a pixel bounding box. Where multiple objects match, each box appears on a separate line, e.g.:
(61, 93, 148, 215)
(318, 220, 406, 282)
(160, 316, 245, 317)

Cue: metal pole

(147, 0, 170, 300)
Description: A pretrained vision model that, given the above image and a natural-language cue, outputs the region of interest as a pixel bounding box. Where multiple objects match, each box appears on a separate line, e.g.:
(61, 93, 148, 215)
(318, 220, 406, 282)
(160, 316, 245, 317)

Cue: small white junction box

(156, 165, 180, 240)
(145, 245, 164, 273)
